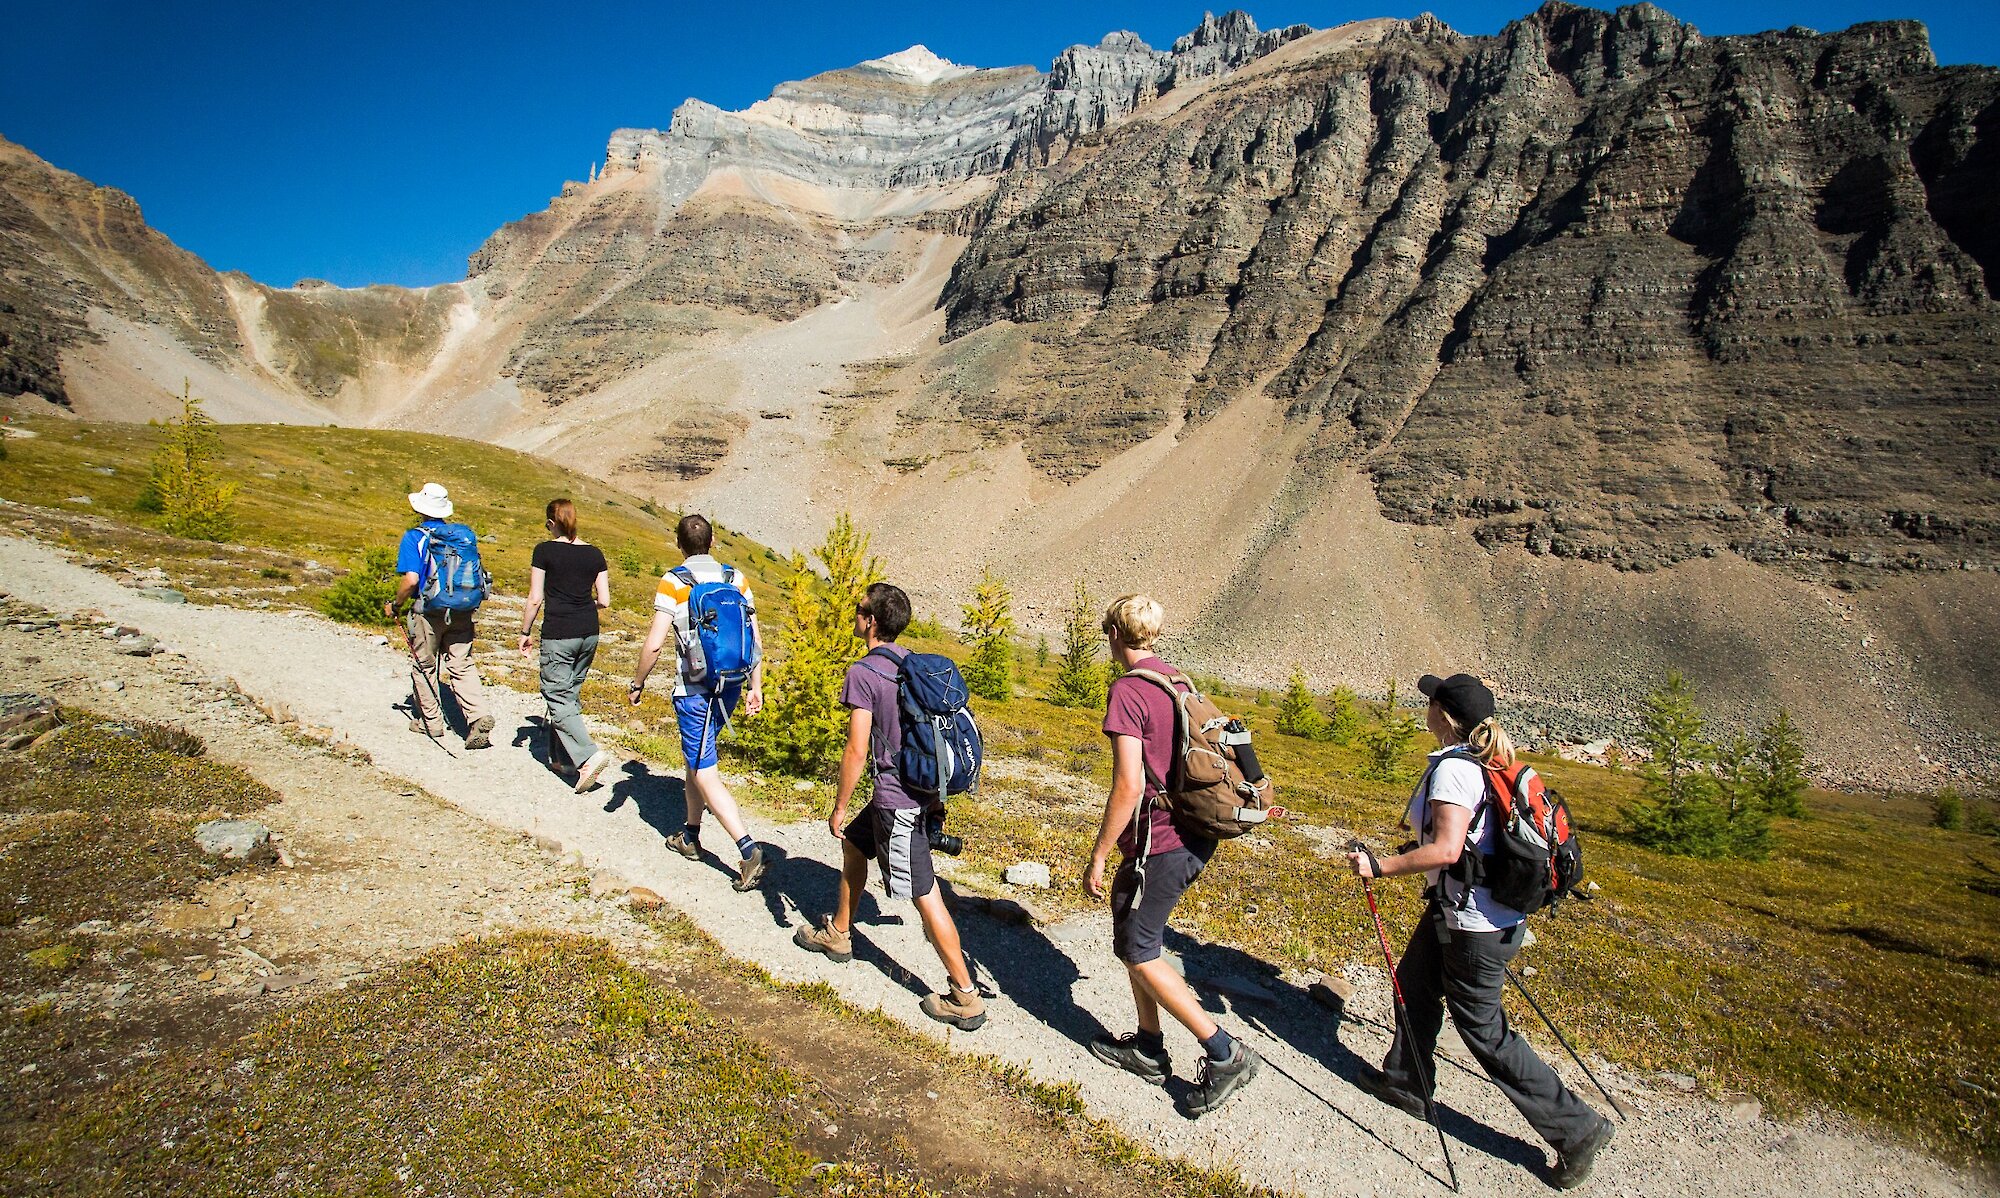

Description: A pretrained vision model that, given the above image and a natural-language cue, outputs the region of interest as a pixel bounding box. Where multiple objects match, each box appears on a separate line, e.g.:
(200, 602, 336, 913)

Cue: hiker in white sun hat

(408, 482, 454, 519)
(385, 482, 495, 749)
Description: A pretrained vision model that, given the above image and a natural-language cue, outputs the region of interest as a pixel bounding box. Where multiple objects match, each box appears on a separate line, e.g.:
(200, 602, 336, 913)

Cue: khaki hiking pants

(407, 610, 489, 734)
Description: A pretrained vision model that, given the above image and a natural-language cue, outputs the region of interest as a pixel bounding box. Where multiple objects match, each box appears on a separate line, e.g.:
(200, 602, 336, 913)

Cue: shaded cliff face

(941, 3, 2000, 580)
(0, 137, 241, 405)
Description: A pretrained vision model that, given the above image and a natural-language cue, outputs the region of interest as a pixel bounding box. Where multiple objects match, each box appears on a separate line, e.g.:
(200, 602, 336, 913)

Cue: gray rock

(115, 634, 158, 656)
(98, 680, 124, 693)
(1003, 861, 1052, 888)
(195, 819, 273, 861)
(0, 694, 60, 738)
(1660, 1071, 1699, 1093)
(137, 587, 187, 604)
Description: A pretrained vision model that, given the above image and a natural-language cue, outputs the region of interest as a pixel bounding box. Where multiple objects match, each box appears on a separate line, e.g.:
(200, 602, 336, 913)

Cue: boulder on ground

(195, 819, 274, 862)
(626, 886, 665, 911)
(1003, 862, 1052, 888)
(0, 694, 61, 750)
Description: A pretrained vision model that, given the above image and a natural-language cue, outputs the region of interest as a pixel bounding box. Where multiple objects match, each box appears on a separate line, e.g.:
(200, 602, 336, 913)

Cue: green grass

(0, 416, 797, 631)
(1, 931, 963, 1196)
(5, 417, 1997, 1163)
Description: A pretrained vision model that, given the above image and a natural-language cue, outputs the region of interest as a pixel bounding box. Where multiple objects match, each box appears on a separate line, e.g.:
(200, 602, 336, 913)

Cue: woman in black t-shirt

(520, 498, 613, 791)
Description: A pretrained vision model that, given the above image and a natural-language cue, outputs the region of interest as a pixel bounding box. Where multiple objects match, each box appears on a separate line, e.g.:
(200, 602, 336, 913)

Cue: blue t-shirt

(395, 520, 449, 588)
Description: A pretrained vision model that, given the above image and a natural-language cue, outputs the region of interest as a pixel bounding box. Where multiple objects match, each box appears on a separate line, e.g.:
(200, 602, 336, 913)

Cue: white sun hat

(408, 482, 454, 519)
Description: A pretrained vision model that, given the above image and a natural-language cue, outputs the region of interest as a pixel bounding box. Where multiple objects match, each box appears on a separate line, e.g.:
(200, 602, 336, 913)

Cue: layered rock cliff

(940, 4, 2000, 580)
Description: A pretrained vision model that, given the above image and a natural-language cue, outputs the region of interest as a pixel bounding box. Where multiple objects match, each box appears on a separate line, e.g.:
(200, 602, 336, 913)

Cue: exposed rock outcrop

(940, 3, 2000, 580)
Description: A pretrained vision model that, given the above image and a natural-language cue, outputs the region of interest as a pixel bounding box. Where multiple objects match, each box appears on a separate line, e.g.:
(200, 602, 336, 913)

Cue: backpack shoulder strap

(1118, 668, 1188, 797)
(854, 644, 903, 683)
(669, 565, 695, 586)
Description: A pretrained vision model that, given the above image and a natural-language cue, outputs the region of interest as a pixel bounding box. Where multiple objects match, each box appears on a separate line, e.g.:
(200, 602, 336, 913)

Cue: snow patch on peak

(860, 45, 975, 84)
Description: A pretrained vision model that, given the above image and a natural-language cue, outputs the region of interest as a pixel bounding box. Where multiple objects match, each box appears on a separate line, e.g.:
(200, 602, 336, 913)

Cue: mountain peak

(859, 45, 975, 84)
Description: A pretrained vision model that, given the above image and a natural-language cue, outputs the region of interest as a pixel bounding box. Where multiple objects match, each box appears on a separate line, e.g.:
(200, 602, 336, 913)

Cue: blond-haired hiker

(1344, 673, 1614, 1189)
(1083, 594, 1260, 1115)
(519, 498, 615, 792)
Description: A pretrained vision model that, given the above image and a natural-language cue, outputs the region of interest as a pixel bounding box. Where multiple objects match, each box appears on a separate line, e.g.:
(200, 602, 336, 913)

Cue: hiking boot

(1088, 1032, 1172, 1085)
(1551, 1117, 1615, 1189)
(793, 915, 852, 963)
(920, 986, 986, 1031)
(1185, 1040, 1261, 1117)
(733, 845, 768, 892)
(573, 749, 616, 794)
(464, 716, 495, 750)
(1355, 1064, 1428, 1118)
(407, 717, 443, 739)
(664, 831, 702, 861)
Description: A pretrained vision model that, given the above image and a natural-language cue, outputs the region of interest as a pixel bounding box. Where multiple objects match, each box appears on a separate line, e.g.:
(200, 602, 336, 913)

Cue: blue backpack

(415, 523, 490, 615)
(859, 646, 983, 799)
(673, 565, 759, 687)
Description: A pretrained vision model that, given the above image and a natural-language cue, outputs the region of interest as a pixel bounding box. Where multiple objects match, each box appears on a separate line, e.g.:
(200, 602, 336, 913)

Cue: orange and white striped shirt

(654, 554, 755, 697)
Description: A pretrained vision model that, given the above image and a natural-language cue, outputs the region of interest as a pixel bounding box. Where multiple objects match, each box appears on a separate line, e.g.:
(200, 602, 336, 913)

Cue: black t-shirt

(530, 540, 608, 641)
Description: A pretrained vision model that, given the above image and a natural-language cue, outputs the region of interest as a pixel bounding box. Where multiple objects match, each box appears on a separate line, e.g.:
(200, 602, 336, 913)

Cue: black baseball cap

(1418, 673, 1495, 727)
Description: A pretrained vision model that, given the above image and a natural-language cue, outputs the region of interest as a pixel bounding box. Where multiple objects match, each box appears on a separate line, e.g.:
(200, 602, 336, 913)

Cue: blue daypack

(859, 646, 983, 798)
(673, 565, 759, 687)
(415, 523, 490, 615)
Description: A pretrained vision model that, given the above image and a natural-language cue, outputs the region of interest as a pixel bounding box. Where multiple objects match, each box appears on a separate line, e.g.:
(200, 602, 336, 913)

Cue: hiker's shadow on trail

(510, 718, 573, 774)
(1166, 933, 1544, 1169)
(603, 761, 689, 830)
(950, 890, 1097, 1050)
(762, 849, 927, 996)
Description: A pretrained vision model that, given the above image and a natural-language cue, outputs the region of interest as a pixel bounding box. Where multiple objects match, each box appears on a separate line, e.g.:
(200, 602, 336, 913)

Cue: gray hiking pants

(1381, 902, 1602, 1154)
(539, 635, 600, 768)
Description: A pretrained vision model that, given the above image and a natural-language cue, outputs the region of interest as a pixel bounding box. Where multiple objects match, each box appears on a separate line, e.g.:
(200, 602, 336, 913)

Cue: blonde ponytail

(1467, 716, 1516, 768)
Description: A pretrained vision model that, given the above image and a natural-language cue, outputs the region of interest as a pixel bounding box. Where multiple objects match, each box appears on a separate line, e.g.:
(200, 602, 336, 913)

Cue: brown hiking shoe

(921, 985, 986, 1031)
(792, 915, 852, 963)
(664, 831, 702, 861)
(408, 718, 443, 739)
(733, 845, 767, 892)
(464, 715, 495, 751)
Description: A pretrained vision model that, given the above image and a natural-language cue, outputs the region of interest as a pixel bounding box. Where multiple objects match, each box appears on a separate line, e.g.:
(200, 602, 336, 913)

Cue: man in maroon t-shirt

(1083, 594, 1261, 1115)
(792, 582, 984, 1031)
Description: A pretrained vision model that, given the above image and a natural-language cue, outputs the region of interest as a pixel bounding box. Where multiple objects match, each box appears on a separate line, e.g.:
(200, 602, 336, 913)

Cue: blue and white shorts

(673, 683, 741, 771)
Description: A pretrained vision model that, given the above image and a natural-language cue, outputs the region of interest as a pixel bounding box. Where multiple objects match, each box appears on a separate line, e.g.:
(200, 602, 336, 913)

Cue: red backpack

(1437, 752, 1583, 916)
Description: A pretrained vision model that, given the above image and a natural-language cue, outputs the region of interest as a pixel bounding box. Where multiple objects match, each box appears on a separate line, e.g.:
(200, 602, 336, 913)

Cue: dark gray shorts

(844, 803, 935, 901)
(1110, 846, 1211, 965)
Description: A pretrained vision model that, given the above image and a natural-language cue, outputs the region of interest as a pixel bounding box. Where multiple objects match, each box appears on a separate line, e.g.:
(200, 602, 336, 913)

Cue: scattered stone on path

(70, 919, 113, 935)
(985, 897, 1044, 926)
(1004, 862, 1052, 888)
(1201, 973, 1277, 1004)
(1661, 1071, 1700, 1093)
(1521, 926, 1537, 948)
(1521, 965, 1538, 977)
(1724, 1096, 1763, 1124)
(589, 869, 629, 898)
(257, 970, 315, 994)
(0, 693, 61, 749)
(792, 780, 814, 792)
(98, 680, 124, 693)
(115, 634, 158, 656)
(626, 886, 665, 911)
(194, 819, 273, 862)
(138, 587, 188, 604)
(196, 969, 216, 983)
(1310, 977, 1357, 1014)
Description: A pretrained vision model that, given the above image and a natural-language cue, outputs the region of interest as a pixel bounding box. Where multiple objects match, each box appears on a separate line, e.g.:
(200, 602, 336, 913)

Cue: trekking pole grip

(1347, 839, 1383, 879)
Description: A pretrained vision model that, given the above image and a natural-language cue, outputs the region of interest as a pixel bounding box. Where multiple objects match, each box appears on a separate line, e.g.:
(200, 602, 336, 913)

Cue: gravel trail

(0, 532, 1982, 1198)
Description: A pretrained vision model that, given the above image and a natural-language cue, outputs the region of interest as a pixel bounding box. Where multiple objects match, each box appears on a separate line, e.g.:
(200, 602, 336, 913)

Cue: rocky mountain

(1, 6, 1996, 785)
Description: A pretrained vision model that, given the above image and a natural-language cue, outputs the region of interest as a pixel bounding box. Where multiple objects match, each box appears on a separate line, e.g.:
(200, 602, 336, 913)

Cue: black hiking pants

(1380, 902, 1602, 1154)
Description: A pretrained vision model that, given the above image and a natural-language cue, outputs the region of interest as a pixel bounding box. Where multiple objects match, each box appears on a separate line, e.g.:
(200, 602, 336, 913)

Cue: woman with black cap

(1344, 672, 1615, 1189)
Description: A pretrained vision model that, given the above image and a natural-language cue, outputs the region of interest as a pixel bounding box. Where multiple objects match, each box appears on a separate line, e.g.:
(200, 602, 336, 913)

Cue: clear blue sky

(3, 0, 1990, 289)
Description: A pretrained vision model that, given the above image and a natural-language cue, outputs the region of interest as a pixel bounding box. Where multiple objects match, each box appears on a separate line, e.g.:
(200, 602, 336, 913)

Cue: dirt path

(0, 532, 1981, 1198)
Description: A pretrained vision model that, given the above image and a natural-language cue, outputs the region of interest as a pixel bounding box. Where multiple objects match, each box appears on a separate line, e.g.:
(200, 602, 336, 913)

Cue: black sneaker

(1551, 1117, 1615, 1189)
(1185, 1040, 1261, 1116)
(1355, 1064, 1428, 1118)
(1089, 1033, 1172, 1085)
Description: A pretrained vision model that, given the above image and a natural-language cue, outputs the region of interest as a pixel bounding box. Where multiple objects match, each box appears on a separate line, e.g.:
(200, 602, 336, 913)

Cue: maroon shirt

(1103, 656, 1213, 858)
(843, 644, 917, 811)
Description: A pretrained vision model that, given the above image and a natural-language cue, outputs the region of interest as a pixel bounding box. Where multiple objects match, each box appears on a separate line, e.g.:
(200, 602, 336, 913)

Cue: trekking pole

(398, 611, 458, 760)
(1350, 840, 1458, 1194)
(1503, 963, 1627, 1120)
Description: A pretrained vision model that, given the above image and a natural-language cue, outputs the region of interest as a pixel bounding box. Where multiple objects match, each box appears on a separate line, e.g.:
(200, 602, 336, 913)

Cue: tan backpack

(1125, 669, 1276, 844)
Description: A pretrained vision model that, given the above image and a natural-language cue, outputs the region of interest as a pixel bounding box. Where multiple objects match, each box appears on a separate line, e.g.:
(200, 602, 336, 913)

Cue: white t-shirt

(652, 554, 755, 698)
(1404, 745, 1526, 933)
